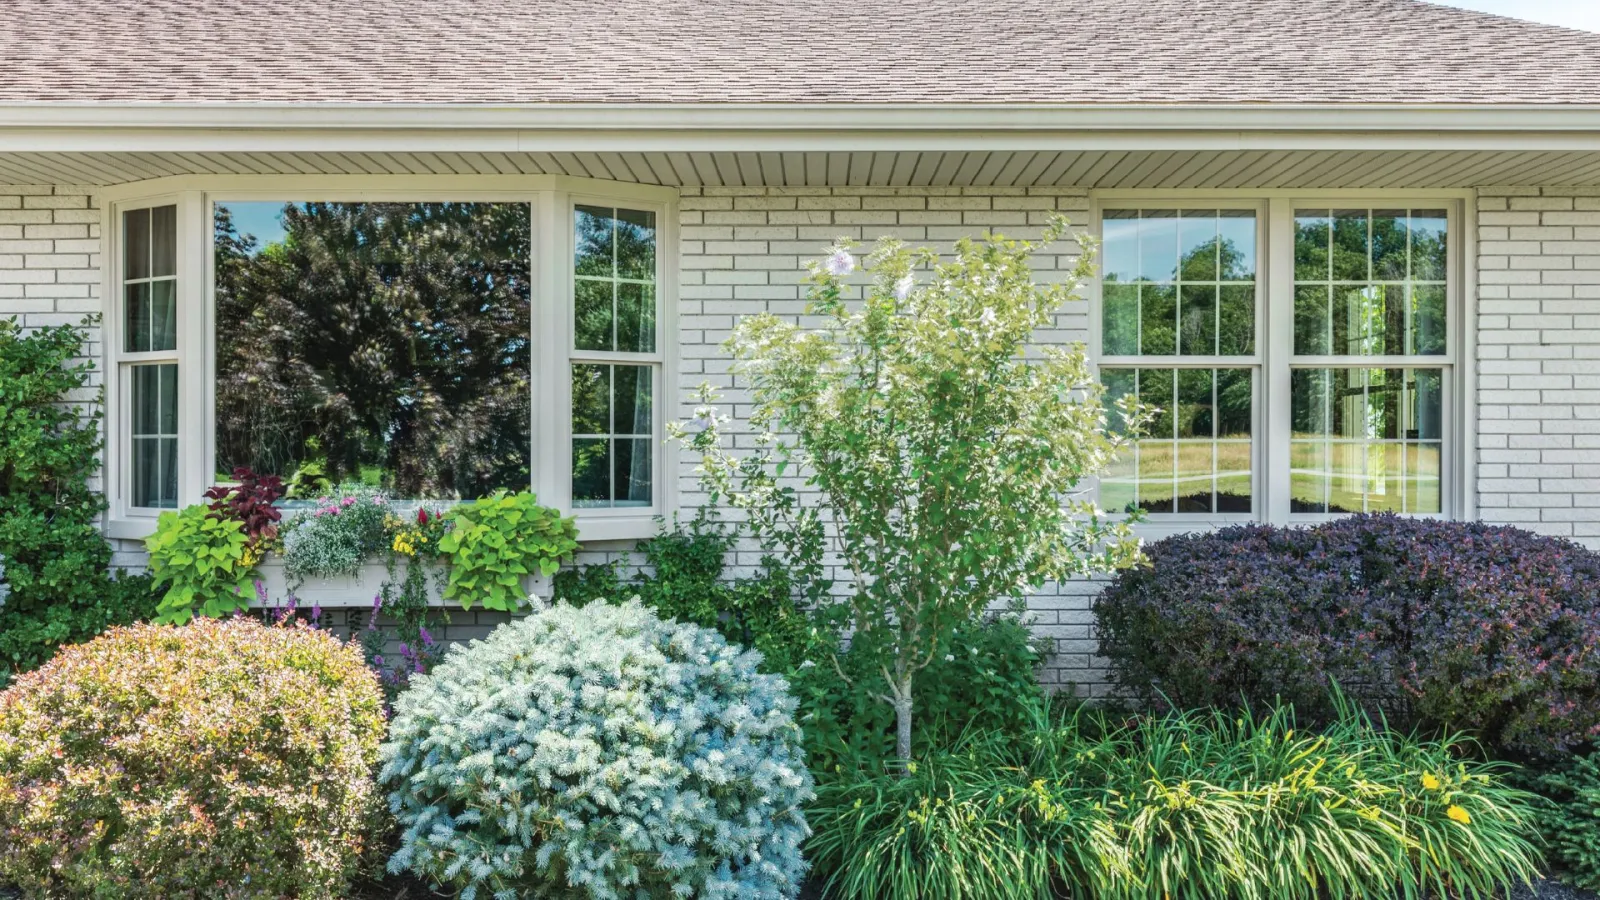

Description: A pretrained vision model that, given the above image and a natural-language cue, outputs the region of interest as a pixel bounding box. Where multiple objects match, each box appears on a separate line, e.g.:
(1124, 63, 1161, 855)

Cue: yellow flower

(1421, 773, 1442, 791)
(1446, 805, 1471, 825)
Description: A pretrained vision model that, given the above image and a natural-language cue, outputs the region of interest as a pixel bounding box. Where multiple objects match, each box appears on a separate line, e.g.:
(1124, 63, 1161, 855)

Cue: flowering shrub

(281, 487, 392, 585)
(1095, 513, 1600, 759)
(808, 704, 1542, 900)
(0, 618, 386, 899)
(381, 598, 814, 900)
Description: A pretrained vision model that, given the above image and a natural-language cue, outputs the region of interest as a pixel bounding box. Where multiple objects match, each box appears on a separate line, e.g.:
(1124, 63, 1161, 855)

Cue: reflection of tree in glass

(214, 203, 532, 499)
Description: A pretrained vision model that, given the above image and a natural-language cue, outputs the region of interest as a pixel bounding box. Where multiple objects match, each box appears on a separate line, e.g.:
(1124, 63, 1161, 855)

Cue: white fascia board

(3, 103, 1600, 152)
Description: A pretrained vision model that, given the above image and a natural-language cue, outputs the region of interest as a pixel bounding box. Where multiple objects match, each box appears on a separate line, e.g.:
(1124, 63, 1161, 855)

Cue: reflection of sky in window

(221, 201, 289, 251)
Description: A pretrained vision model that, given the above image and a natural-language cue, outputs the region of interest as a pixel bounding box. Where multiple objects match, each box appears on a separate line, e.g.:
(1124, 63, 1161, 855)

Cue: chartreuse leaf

(145, 505, 257, 624)
(438, 491, 579, 612)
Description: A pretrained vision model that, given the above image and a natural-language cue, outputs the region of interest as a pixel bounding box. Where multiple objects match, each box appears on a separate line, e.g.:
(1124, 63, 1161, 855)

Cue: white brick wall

(1476, 187, 1600, 548)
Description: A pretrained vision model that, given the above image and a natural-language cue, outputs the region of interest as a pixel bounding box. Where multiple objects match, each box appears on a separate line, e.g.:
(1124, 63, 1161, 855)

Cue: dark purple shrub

(1095, 514, 1600, 760)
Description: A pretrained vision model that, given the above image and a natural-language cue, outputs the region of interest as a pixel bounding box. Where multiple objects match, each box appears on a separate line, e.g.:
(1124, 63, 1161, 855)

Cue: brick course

(1476, 188, 1600, 546)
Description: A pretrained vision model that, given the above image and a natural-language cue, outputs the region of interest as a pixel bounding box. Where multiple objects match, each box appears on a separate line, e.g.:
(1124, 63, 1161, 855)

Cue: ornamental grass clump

(806, 703, 1542, 900)
(0, 617, 386, 899)
(381, 598, 814, 900)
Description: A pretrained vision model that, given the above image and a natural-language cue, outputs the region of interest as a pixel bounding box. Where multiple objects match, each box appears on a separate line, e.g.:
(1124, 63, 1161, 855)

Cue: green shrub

(554, 510, 822, 674)
(798, 612, 1049, 775)
(807, 703, 1542, 900)
(0, 617, 386, 899)
(1525, 751, 1600, 889)
(436, 490, 577, 610)
(0, 318, 151, 685)
(144, 503, 258, 622)
(554, 513, 1049, 774)
(381, 598, 813, 900)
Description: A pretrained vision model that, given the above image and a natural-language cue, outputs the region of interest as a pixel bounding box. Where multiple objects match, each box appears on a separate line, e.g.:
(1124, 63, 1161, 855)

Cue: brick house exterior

(4, 1, 1600, 693)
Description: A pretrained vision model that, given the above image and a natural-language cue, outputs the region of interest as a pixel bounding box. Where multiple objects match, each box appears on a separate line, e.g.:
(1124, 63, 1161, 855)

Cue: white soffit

(3, 150, 1600, 189)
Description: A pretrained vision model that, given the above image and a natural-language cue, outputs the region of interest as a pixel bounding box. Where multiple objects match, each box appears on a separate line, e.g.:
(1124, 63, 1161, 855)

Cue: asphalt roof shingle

(4, 0, 1600, 105)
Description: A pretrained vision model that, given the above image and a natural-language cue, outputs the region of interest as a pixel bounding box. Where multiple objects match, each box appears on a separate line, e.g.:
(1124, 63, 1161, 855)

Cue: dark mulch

(1513, 877, 1600, 900)
(4, 874, 1595, 898)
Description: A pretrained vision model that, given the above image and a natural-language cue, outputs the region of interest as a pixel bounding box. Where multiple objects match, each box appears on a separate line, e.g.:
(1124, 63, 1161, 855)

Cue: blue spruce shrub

(380, 597, 814, 900)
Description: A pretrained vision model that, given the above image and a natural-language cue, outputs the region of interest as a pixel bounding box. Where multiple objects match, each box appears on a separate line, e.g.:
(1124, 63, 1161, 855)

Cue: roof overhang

(4, 103, 1600, 154)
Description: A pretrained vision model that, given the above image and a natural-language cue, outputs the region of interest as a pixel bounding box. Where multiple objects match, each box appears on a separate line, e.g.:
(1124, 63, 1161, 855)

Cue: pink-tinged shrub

(1095, 514, 1600, 761)
(0, 618, 386, 899)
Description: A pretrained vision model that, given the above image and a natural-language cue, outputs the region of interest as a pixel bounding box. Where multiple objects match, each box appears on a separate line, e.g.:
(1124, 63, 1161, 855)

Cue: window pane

(1295, 207, 1448, 359)
(1101, 367, 1136, 435)
(1411, 211, 1449, 281)
(1294, 284, 1330, 355)
(1178, 284, 1216, 356)
(1101, 211, 1139, 284)
(1178, 210, 1218, 282)
(574, 205, 658, 353)
(1219, 211, 1256, 280)
(1101, 367, 1254, 515)
(1411, 284, 1447, 356)
(575, 279, 613, 352)
(1331, 210, 1369, 282)
(614, 438, 653, 507)
(574, 205, 615, 278)
(1290, 440, 1328, 514)
(151, 205, 177, 278)
(1102, 284, 1139, 355)
(1290, 367, 1444, 514)
(617, 282, 656, 353)
(1294, 214, 1329, 282)
(1138, 212, 1178, 283)
(124, 282, 151, 353)
(213, 201, 532, 498)
(572, 364, 609, 435)
(572, 438, 610, 507)
(615, 208, 657, 281)
(1103, 209, 1254, 359)
(613, 365, 652, 435)
(123, 208, 149, 281)
(130, 363, 178, 509)
(1136, 441, 1175, 514)
(1218, 285, 1254, 355)
(1139, 284, 1176, 356)
(570, 363, 655, 509)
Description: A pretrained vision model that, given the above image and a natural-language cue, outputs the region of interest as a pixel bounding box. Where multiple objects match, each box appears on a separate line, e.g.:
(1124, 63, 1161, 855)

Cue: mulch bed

(4, 874, 1595, 898)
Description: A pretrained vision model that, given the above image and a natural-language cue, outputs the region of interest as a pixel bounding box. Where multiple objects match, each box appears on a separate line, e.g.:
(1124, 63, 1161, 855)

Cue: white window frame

(1089, 190, 1475, 534)
(98, 175, 679, 542)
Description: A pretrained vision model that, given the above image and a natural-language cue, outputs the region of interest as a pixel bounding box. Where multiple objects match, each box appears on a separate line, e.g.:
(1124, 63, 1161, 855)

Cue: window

(1289, 209, 1447, 514)
(119, 204, 180, 509)
(569, 205, 661, 510)
(213, 201, 533, 498)
(1099, 209, 1259, 516)
(1097, 199, 1458, 523)
(104, 180, 674, 537)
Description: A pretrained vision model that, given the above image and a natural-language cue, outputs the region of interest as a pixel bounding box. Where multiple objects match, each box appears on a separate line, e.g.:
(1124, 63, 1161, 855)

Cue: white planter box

(249, 559, 547, 608)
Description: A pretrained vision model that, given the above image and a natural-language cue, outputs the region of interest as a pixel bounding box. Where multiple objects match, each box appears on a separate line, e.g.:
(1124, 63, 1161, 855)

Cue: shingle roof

(4, 0, 1600, 105)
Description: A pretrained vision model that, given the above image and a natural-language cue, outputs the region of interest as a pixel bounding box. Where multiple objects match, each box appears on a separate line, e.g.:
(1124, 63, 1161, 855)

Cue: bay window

(103, 179, 676, 540)
(1095, 197, 1462, 524)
